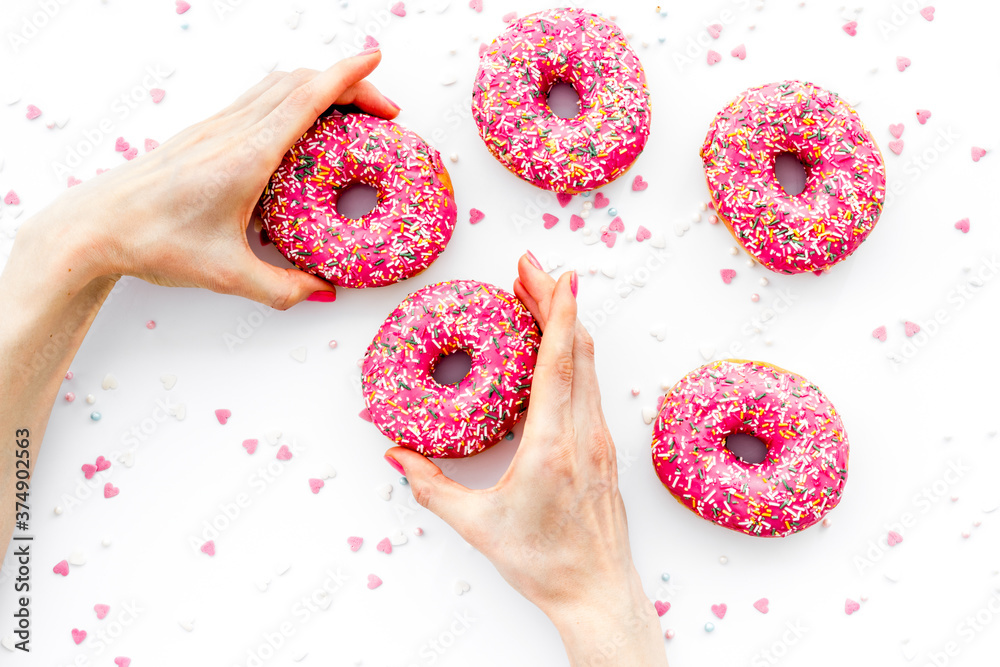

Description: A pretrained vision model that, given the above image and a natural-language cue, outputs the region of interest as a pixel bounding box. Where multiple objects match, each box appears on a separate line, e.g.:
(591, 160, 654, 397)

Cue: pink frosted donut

(701, 80, 886, 274)
(651, 360, 848, 538)
(260, 111, 457, 288)
(362, 280, 541, 458)
(472, 8, 652, 193)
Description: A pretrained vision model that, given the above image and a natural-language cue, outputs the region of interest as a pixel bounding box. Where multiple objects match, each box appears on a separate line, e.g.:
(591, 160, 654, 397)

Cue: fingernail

(385, 96, 401, 109)
(570, 271, 578, 298)
(359, 47, 380, 56)
(385, 455, 405, 475)
(525, 250, 543, 271)
(306, 291, 336, 303)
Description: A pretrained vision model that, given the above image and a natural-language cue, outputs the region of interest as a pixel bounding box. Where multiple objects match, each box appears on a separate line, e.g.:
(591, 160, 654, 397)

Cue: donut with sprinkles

(651, 360, 849, 538)
(472, 7, 652, 193)
(260, 111, 457, 288)
(701, 81, 886, 274)
(362, 280, 541, 458)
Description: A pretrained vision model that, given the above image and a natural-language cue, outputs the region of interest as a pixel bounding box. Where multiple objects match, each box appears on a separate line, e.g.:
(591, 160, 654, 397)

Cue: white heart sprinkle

(293, 651, 308, 662)
(260, 60, 277, 72)
(389, 531, 408, 546)
(629, 272, 647, 287)
(275, 561, 292, 576)
(650, 233, 667, 249)
(1, 634, 15, 651)
(319, 463, 337, 480)
(160, 374, 177, 390)
(118, 449, 135, 468)
(290, 346, 307, 363)
(376, 484, 393, 501)
(440, 73, 457, 86)
(170, 403, 187, 421)
(178, 618, 195, 632)
(642, 407, 657, 425)
(68, 550, 87, 566)
(600, 264, 617, 279)
(101, 537, 112, 547)
(101, 374, 119, 390)
(321, 31, 337, 43)
(453, 579, 471, 595)
(699, 346, 716, 361)
(266, 430, 282, 445)
(4, 90, 22, 105)
(649, 325, 667, 342)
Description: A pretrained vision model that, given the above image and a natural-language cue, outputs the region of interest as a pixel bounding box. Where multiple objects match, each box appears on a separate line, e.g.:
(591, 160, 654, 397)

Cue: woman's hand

(18, 50, 398, 308)
(385, 256, 668, 666)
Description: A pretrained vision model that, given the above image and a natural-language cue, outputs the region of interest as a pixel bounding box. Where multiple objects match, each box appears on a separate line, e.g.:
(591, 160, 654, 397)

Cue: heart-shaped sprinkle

(145, 138, 159, 152)
(600, 230, 617, 248)
(569, 215, 585, 231)
(95, 456, 110, 471)
(276, 445, 292, 461)
(889, 123, 904, 138)
(720, 269, 737, 284)
(359, 407, 372, 422)
(242, 439, 258, 454)
(114, 658, 131, 667)
(150, 88, 166, 104)
(376, 483, 392, 501)
(201, 540, 215, 556)
(556, 192, 573, 207)
(215, 409, 231, 425)
(363, 35, 379, 49)
(469, 208, 485, 224)
(707, 50, 722, 65)
(376, 538, 393, 554)
(636, 225, 651, 242)
(896, 56, 911, 72)
(95, 604, 110, 619)
(502, 10, 517, 22)
(920, 6, 935, 20)
(390, 2, 406, 17)
(711, 603, 727, 619)
(123, 147, 138, 161)
(71, 629, 87, 645)
(543, 213, 559, 229)
(608, 217, 624, 233)
(453, 579, 471, 595)
(707, 23, 722, 39)
(82, 464, 97, 479)
(843, 21, 858, 36)
(731, 44, 746, 60)
(754, 598, 770, 614)
(468, 0, 482, 12)
(594, 192, 609, 208)
(654, 601, 670, 616)
(308, 478, 324, 494)
(971, 147, 986, 162)
(845, 599, 861, 615)
(26, 105, 42, 120)
(904, 321, 921, 337)
(872, 325, 887, 342)
(888, 140, 904, 155)
(887, 530, 903, 546)
(114, 137, 129, 152)
(103, 483, 119, 499)
(347, 536, 363, 552)
(389, 531, 408, 546)
(954, 218, 970, 233)
(632, 175, 648, 191)
(53, 560, 69, 576)
(916, 109, 931, 124)
(367, 574, 383, 589)
(175, 0, 191, 14)
(4, 190, 20, 205)
(67, 176, 82, 188)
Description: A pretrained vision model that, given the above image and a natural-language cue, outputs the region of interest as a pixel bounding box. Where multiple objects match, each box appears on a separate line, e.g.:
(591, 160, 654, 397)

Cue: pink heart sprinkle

(72, 628, 87, 645)
(711, 603, 727, 619)
(363, 35, 379, 50)
(556, 192, 573, 207)
(636, 225, 651, 242)
(608, 216, 624, 233)
(904, 321, 921, 337)
(215, 409, 231, 425)
(96, 168, 108, 175)
(954, 218, 970, 233)
(889, 123, 904, 138)
(104, 483, 119, 499)
(845, 599, 861, 615)
(26, 104, 41, 120)
(720, 269, 737, 284)
(842, 21, 857, 36)
(887, 530, 903, 546)
(201, 540, 215, 556)
(601, 230, 617, 248)
(888, 140, 904, 155)
(123, 147, 138, 161)
(347, 536, 363, 552)
(376, 538, 393, 554)
(94, 604, 110, 619)
(632, 175, 648, 191)
(593, 192, 609, 208)
(872, 325, 887, 342)
(145, 138, 159, 152)
(95, 456, 110, 471)
(469, 208, 485, 224)
(115, 137, 129, 153)
(308, 478, 324, 494)
(468, 0, 482, 12)
(367, 573, 383, 589)
(150, 88, 166, 104)
(920, 6, 935, 20)
(754, 598, 770, 614)
(707, 50, 722, 66)
(276, 445, 292, 461)
(390, 2, 406, 17)
(654, 601, 670, 616)
(896, 56, 912, 72)
(359, 407, 373, 422)
(502, 11, 517, 22)
(569, 215, 584, 231)
(543, 213, 559, 229)
(478, 43, 489, 57)
(916, 109, 932, 124)
(242, 439, 258, 454)
(731, 44, 746, 60)
(114, 658, 131, 667)
(971, 147, 986, 162)
(707, 23, 722, 39)
(53, 560, 69, 576)
(175, 0, 191, 14)
(4, 190, 21, 205)
(82, 463, 97, 479)
(67, 176, 82, 188)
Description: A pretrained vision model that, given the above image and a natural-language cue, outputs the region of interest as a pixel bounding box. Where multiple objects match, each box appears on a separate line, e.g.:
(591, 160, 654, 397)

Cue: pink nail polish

(385, 455, 405, 475)
(570, 271, 578, 297)
(385, 96, 401, 109)
(306, 291, 336, 303)
(359, 47, 380, 56)
(525, 250, 543, 270)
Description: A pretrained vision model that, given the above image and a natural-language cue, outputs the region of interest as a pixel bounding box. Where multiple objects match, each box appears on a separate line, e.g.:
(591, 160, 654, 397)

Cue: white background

(1, 0, 999, 666)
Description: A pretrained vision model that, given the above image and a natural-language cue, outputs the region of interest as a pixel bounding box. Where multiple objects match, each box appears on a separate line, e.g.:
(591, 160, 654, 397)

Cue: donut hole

(546, 81, 581, 119)
(773, 152, 808, 196)
(431, 349, 473, 386)
(336, 183, 380, 219)
(725, 433, 769, 465)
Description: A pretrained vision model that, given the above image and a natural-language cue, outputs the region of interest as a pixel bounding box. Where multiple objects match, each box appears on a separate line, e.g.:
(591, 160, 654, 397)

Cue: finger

(512, 278, 543, 328)
(213, 70, 290, 120)
(517, 253, 558, 327)
(228, 255, 336, 310)
(571, 323, 604, 420)
(385, 447, 479, 534)
(336, 79, 400, 119)
(244, 67, 320, 122)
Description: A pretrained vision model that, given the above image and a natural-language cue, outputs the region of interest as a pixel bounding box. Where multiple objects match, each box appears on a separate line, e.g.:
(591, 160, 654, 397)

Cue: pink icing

(260, 112, 457, 288)
(701, 81, 886, 274)
(362, 280, 541, 458)
(472, 8, 652, 193)
(651, 360, 848, 538)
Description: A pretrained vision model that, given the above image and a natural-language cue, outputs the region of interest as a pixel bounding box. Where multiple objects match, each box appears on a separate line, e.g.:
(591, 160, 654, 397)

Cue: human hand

(385, 255, 668, 666)
(18, 50, 398, 308)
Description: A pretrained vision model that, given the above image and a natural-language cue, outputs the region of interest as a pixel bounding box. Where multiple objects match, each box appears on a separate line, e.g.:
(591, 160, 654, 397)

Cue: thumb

(385, 447, 478, 535)
(229, 257, 337, 310)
